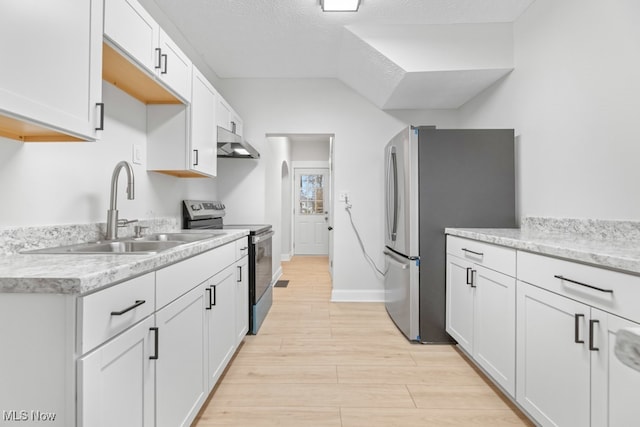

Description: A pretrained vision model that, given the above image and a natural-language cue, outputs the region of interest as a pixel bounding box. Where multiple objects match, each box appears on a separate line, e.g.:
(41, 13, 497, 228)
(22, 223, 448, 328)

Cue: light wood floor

(193, 256, 534, 427)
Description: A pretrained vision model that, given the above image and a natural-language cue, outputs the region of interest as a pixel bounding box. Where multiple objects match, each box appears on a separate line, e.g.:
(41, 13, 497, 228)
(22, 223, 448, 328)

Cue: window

(299, 174, 324, 214)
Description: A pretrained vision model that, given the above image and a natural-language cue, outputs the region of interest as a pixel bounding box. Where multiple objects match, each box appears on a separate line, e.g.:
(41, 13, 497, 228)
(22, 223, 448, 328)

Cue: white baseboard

(330, 289, 385, 302)
(272, 265, 283, 285)
(281, 252, 292, 262)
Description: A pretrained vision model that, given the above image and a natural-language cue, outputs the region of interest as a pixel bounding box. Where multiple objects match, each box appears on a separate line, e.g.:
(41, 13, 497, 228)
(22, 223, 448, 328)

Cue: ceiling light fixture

(321, 0, 361, 12)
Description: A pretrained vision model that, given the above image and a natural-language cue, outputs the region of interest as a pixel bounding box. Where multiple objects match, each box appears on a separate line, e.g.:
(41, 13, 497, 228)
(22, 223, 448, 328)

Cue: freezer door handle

(386, 147, 398, 242)
(384, 250, 410, 269)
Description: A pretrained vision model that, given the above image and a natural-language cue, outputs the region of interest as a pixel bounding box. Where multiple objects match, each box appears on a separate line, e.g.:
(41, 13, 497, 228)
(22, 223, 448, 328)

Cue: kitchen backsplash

(521, 217, 640, 240)
(0, 216, 181, 255)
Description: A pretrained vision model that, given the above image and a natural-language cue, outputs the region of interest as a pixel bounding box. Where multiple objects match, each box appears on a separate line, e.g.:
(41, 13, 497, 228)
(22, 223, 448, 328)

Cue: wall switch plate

(132, 144, 143, 165)
(339, 191, 350, 202)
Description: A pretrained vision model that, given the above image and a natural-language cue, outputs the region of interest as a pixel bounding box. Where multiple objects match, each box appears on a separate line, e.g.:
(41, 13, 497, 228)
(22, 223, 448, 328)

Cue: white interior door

(294, 168, 329, 255)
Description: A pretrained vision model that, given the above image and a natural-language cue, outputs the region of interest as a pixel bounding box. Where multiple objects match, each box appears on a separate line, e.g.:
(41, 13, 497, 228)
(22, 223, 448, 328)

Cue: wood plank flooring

(193, 256, 533, 427)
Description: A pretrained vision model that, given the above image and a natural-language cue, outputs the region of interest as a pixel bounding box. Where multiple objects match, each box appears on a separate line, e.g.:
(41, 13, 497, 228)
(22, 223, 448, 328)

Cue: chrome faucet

(106, 161, 136, 240)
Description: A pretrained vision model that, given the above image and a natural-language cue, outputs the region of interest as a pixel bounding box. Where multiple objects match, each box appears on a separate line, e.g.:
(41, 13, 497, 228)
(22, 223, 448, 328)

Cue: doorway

(293, 167, 329, 255)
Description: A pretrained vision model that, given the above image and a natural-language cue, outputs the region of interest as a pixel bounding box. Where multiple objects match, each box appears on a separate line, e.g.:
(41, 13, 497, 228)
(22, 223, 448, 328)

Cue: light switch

(132, 144, 143, 165)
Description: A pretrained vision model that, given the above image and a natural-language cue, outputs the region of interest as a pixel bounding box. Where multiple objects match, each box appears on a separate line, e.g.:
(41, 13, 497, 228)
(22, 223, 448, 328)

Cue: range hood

(217, 126, 260, 159)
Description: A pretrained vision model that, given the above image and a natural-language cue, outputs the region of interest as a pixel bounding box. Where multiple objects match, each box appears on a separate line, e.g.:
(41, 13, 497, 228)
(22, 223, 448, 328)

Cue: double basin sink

(25, 232, 222, 255)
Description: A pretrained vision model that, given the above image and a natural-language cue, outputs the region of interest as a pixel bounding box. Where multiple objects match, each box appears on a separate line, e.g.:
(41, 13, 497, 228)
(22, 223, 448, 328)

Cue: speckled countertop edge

(0, 229, 249, 295)
(445, 227, 640, 276)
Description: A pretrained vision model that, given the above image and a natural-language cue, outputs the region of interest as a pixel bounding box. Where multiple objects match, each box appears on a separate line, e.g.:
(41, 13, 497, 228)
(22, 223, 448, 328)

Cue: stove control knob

(191, 204, 201, 211)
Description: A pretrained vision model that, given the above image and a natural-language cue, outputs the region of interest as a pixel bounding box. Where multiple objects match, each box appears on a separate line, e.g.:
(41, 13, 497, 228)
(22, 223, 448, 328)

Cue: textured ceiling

(149, 0, 534, 108)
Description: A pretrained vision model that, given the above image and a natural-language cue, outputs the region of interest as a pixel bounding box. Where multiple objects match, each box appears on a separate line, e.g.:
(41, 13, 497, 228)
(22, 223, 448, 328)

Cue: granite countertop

(0, 229, 249, 295)
(445, 227, 640, 276)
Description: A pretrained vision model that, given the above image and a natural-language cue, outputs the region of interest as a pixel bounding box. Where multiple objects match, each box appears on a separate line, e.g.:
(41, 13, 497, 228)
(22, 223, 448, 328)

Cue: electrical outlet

(132, 144, 143, 165)
(339, 191, 350, 202)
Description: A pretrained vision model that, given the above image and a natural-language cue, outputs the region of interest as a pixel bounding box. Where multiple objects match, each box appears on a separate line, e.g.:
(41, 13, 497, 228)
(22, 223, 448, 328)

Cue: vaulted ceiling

(149, 0, 535, 108)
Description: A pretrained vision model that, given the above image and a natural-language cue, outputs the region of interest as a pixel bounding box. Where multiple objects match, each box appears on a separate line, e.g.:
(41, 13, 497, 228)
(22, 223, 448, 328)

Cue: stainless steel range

(182, 200, 274, 334)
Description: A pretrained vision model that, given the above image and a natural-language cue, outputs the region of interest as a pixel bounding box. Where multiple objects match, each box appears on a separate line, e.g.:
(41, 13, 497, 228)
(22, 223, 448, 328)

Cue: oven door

(253, 230, 274, 304)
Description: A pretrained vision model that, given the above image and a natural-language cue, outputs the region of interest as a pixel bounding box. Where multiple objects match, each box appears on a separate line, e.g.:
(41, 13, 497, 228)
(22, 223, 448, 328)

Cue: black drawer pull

(205, 288, 212, 310)
(554, 275, 613, 294)
(462, 248, 483, 257)
(110, 300, 145, 316)
(589, 319, 600, 351)
(150, 327, 159, 360)
(574, 314, 585, 344)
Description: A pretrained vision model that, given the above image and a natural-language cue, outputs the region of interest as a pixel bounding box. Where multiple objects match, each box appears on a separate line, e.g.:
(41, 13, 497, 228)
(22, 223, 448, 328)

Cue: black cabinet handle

(205, 287, 212, 310)
(470, 270, 477, 288)
(149, 327, 159, 360)
(155, 48, 162, 69)
(161, 53, 168, 74)
(466, 267, 473, 285)
(554, 275, 613, 294)
(193, 149, 199, 166)
(211, 285, 217, 306)
(574, 313, 585, 344)
(95, 102, 105, 131)
(110, 299, 145, 316)
(462, 248, 483, 257)
(589, 319, 600, 351)
(237, 265, 242, 283)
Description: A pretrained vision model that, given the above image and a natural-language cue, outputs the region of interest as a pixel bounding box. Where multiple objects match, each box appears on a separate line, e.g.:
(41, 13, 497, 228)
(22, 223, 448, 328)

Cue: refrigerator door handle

(386, 147, 398, 242)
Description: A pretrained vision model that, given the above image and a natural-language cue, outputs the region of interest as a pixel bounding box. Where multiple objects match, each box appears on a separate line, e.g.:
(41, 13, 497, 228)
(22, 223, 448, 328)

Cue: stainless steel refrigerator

(384, 126, 516, 343)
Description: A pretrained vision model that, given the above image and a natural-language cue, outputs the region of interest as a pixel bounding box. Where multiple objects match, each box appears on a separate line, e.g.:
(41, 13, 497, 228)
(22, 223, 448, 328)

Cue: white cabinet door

(157, 29, 192, 102)
(445, 254, 475, 354)
(235, 256, 249, 345)
(78, 316, 155, 427)
(191, 67, 217, 177)
(156, 284, 207, 427)
(473, 265, 516, 396)
(0, 0, 103, 141)
(216, 97, 232, 131)
(516, 281, 591, 427)
(104, 0, 159, 74)
(591, 310, 640, 427)
(206, 266, 237, 390)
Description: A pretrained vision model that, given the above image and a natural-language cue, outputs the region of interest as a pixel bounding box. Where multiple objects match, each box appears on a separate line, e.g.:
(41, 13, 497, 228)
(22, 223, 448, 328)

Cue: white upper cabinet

(157, 30, 192, 102)
(147, 66, 217, 178)
(216, 96, 243, 136)
(104, 0, 158, 73)
(0, 0, 103, 142)
(104, 0, 192, 103)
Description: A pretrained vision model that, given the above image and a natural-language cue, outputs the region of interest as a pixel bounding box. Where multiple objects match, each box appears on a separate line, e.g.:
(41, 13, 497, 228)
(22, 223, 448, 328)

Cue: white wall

(459, 0, 640, 220)
(0, 82, 218, 228)
(291, 138, 330, 162)
(216, 78, 458, 301)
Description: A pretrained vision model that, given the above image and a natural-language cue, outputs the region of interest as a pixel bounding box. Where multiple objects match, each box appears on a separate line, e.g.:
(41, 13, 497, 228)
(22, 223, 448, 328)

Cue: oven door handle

(252, 230, 275, 244)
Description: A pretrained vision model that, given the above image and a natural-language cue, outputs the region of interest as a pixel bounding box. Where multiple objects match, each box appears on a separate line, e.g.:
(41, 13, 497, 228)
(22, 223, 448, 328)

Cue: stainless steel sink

(139, 232, 221, 242)
(22, 231, 221, 255)
(24, 240, 183, 255)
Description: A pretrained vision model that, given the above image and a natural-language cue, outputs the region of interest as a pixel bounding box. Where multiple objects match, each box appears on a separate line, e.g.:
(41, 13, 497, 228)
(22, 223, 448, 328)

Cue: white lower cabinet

(516, 280, 591, 427)
(591, 311, 640, 427)
(235, 254, 249, 345)
(446, 236, 516, 396)
(78, 316, 155, 427)
(155, 282, 207, 427)
(206, 266, 237, 390)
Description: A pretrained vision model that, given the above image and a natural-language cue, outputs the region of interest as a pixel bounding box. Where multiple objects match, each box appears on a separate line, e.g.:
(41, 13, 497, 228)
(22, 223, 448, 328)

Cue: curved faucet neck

(109, 161, 135, 210)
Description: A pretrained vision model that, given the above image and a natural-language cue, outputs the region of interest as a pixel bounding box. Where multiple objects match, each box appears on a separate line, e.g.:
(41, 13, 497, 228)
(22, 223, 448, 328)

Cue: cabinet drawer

(446, 235, 516, 277)
(518, 251, 640, 324)
(78, 272, 155, 355)
(235, 237, 249, 260)
(156, 243, 236, 309)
